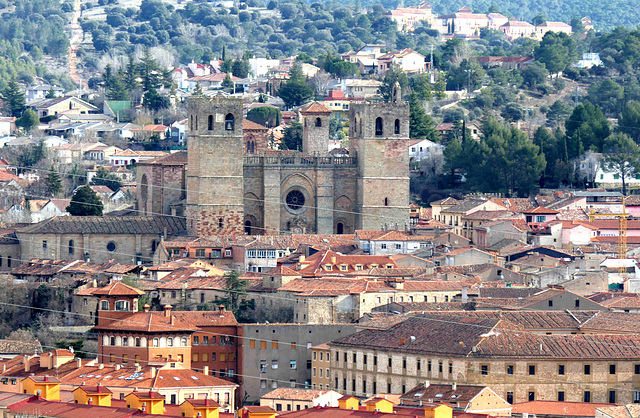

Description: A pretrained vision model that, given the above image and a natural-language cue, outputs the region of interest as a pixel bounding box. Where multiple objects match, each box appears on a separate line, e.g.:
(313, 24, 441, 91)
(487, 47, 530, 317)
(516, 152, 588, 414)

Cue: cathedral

(137, 91, 410, 238)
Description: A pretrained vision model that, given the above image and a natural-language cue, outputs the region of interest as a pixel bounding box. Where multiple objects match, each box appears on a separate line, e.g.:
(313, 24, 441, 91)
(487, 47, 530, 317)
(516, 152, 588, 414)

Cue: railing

(244, 155, 357, 167)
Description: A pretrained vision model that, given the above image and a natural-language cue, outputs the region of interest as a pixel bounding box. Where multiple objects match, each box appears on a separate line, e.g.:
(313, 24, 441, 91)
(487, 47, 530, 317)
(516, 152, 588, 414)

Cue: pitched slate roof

(18, 216, 186, 235)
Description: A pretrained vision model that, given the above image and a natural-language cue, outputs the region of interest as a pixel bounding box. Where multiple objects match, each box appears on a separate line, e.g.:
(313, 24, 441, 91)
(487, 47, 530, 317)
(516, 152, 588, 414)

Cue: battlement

(244, 155, 357, 167)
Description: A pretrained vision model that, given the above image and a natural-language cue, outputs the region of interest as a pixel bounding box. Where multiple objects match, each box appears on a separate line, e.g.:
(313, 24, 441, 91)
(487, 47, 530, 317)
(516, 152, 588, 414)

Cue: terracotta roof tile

(300, 102, 331, 114)
(92, 281, 145, 296)
(511, 401, 614, 417)
(243, 119, 269, 130)
(262, 388, 333, 401)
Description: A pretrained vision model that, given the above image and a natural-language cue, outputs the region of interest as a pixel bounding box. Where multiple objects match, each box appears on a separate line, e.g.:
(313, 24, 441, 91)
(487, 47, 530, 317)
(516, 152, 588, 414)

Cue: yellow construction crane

(589, 197, 628, 275)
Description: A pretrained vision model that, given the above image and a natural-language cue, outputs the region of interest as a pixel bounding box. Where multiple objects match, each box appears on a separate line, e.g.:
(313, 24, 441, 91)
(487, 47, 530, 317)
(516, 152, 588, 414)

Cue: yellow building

(20, 376, 60, 401)
(243, 405, 277, 418)
(338, 395, 359, 410)
(311, 343, 331, 390)
(72, 384, 113, 406)
(424, 403, 453, 418)
(364, 397, 394, 413)
(125, 391, 165, 414)
(180, 398, 221, 418)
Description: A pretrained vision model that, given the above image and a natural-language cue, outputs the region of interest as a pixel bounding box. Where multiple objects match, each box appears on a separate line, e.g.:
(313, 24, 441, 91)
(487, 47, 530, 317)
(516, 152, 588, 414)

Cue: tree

(45, 87, 57, 99)
(619, 101, 640, 142)
(2, 77, 25, 117)
(602, 133, 640, 196)
(17, 140, 46, 171)
(91, 167, 122, 192)
(520, 62, 549, 89)
(409, 94, 437, 140)
(546, 100, 572, 128)
(221, 74, 235, 91)
(15, 109, 39, 132)
(501, 103, 524, 122)
(445, 59, 485, 91)
(66, 186, 103, 216)
(278, 63, 313, 108)
(247, 106, 281, 128)
(380, 65, 409, 101)
(232, 59, 250, 78)
(142, 88, 170, 111)
(281, 121, 303, 150)
(587, 79, 625, 116)
(534, 32, 578, 75)
(565, 102, 611, 157)
(45, 167, 63, 197)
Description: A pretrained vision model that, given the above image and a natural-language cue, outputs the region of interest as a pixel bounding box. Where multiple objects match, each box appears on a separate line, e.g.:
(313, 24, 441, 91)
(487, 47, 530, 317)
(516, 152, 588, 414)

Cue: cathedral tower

(186, 96, 244, 237)
(300, 102, 331, 155)
(349, 84, 410, 230)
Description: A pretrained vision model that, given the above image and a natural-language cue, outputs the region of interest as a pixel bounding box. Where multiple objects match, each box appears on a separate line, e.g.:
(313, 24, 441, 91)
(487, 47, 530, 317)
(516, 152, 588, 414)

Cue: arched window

(337, 222, 344, 234)
(225, 113, 235, 131)
(315, 117, 322, 127)
(110, 336, 115, 346)
(394, 119, 400, 134)
(167, 337, 174, 347)
(153, 338, 159, 347)
(384, 197, 389, 206)
(250, 141, 255, 154)
(247, 142, 251, 153)
(100, 300, 109, 311)
(123, 337, 129, 347)
(135, 337, 141, 347)
(181, 337, 188, 346)
(245, 220, 252, 235)
(375, 117, 383, 136)
(195, 115, 198, 130)
(208, 115, 214, 130)
(68, 240, 74, 255)
(190, 115, 193, 131)
(115, 300, 129, 311)
(219, 218, 224, 229)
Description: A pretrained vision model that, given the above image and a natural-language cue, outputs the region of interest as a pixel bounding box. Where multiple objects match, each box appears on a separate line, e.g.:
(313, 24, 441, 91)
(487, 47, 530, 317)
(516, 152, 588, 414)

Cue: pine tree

(2, 77, 25, 117)
(66, 186, 103, 216)
(45, 167, 63, 197)
(408, 94, 438, 140)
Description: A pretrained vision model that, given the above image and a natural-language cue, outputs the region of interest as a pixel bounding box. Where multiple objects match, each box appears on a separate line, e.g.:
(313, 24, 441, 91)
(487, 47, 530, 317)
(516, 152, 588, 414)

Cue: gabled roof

(400, 382, 487, 404)
(93, 311, 197, 333)
(300, 102, 331, 114)
(522, 206, 559, 214)
(243, 119, 269, 130)
(18, 216, 186, 236)
(262, 388, 333, 401)
(92, 281, 145, 297)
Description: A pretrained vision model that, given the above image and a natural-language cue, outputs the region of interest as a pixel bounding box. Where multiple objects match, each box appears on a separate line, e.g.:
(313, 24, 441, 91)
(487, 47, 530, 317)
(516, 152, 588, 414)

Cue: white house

(409, 139, 444, 163)
(574, 53, 603, 68)
(25, 85, 64, 102)
(249, 57, 281, 77)
(594, 165, 640, 191)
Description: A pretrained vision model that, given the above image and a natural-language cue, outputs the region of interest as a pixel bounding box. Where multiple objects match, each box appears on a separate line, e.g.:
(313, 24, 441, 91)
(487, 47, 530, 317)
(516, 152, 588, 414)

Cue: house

(25, 84, 64, 102)
(327, 314, 640, 405)
(429, 247, 499, 267)
(341, 45, 385, 75)
(109, 149, 168, 166)
(131, 124, 168, 141)
(409, 139, 444, 164)
(523, 207, 558, 229)
(260, 388, 343, 411)
(30, 96, 99, 118)
(512, 401, 615, 418)
(487, 13, 509, 29)
(400, 382, 511, 416)
(574, 52, 603, 68)
(437, 7, 489, 37)
(535, 21, 573, 40)
(475, 288, 607, 311)
(0, 199, 69, 224)
(355, 230, 435, 255)
(344, 80, 383, 98)
(436, 199, 506, 235)
(0, 117, 16, 136)
(377, 49, 427, 75)
(500, 21, 536, 40)
(386, 2, 435, 32)
(186, 73, 242, 91)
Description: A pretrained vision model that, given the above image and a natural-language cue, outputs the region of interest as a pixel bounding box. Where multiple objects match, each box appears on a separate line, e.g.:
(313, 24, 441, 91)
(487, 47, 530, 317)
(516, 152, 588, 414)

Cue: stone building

(138, 92, 410, 238)
(327, 315, 640, 405)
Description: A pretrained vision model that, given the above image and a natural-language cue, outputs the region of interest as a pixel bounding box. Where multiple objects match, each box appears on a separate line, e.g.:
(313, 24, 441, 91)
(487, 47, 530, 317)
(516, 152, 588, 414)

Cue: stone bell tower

(349, 83, 410, 230)
(186, 96, 244, 237)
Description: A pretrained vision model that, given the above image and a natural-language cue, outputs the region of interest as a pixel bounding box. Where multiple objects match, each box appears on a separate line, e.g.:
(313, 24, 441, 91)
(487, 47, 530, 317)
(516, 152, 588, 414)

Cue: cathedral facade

(137, 93, 410, 238)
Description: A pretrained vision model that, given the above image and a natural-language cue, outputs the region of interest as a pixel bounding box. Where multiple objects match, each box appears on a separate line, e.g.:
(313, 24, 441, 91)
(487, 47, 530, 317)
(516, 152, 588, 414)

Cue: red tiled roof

(262, 388, 332, 401)
(8, 397, 140, 418)
(300, 102, 331, 114)
(510, 401, 614, 417)
(92, 281, 145, 297)
(243, 119, 269, 130)
(92, 311, 196, 333)
(522, 206, 559, 214)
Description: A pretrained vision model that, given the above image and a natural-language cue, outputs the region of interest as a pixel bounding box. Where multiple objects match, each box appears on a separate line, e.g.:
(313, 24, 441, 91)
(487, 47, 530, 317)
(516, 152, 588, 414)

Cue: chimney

(219, 305, 225, 313)
(331, 256, 337, 264)
(76, 358, 82, 368)
(461, 287, 468, 303)
(424, 380, 430, 388)
(136, 364, 142, 372)
(164, 304, 173, 317)
(143, 304, 151, 313)
(115, 364, 121, 371)
(98, 363, 104, 369)
(452, 382, 456, 391)
(170, 315, 175, 326)
(151, 367, 157, 378)
(205, 395, 210, 407)
(44, 375, 49, 383)
(88, 397, 93, 405)
(24, 355, 30, 372)
(299, 255, 305, 262)
(203, 366, 209, 375)
(3, 363, 5, 373)
(141, 403, 146, 413)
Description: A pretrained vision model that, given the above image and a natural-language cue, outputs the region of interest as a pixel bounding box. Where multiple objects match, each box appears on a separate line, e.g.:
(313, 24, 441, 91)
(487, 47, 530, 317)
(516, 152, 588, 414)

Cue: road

(68, 0, 87, 89)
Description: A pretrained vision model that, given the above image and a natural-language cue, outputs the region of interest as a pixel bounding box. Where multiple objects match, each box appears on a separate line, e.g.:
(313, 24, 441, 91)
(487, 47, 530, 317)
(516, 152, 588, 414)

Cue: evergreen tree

(2, 77, 25, 117)
(124, 54, 139, 92)
(66, 186, 103, 216)
(45, 167, 63, 197)
(618, 101, 640, 142)
(281, 121, 303, 150)
(91, 167, 122, 192)
(278, 63, 313, 108)
(408, 94, 437, 140)
(45, 87, 57, 99)
(380, 65, 409, 102)
(565, 102, 611, 157)
(15, 110, 39, 132)
(603, 133, 640, 196)
(221, 74, 235, 91)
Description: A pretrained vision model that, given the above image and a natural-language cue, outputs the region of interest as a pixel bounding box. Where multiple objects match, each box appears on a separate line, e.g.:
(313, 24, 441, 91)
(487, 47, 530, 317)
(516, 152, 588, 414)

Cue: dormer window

(340, 265, 348, 271)
(370, 264, 378, 268)
(356, 265, 363, 271)
(325, 265, 333, 271)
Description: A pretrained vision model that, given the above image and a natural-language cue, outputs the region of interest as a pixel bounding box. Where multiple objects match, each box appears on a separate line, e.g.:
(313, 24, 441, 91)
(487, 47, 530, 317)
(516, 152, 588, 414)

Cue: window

(528, 392, 535, 401)
(109, 354, 115, 363)
(203, 336, 209, 345)
(195, 249, 205, 258)
(536, 215, 546, 223)
(481, 365, 488, 375)
(115, 300, 129, 311)
(273, 340, 279, 349)
(584, 391, 591, 402)
(634, 391, 640, 404)
(167, 338, 174, 347)
(110, 337, 115, 346)
(122, 337, 129, 347)
(42, 240, 47, 249)
(584, 364, 591, 375)
(395, 243, 401, 250)
(575, 299, 580, 308)
(272, 360, 278, 369)
(107, 242, 116, 252)
(449, 362, 453, 374)
(609, 391, 616, 404)
(153, 338, 159, 347)
(558, 391, 565, 402)
(182, 337, 188, 346)
(528, 365, 536, 375)
(548, 300, 553, 307)
(427, 360, 431, 372)
(68, 240, 74, 254)
(375, 117, 383, 136)
(394, 119, 400, 134)
(315, 117, 322, 127)
(203, 353, 209, 361)
(290, 360, 297, 369)
(193, 353, 199, 362)
(83, 298, 88, 306)
(558, 365, 565, 375)
(381, 243, 387, 249)
(439, 362, 443, 373)
(225, 113, 235, 130)
(635, 364, 640, 375)
(610, 364, 616, 374)
(389, 358, 392, 368)
(208, 115, 213, 130)
(506, 392, 513, 404)
(220, 353, 226, 361)
(507, 365, 514, 375)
